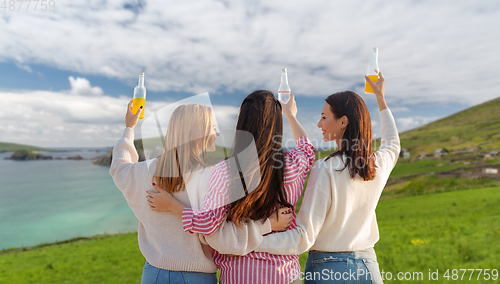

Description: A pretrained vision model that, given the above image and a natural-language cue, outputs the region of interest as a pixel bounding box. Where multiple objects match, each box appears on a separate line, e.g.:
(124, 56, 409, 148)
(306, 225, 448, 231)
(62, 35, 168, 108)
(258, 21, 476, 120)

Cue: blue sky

(1, 0, 499, 148)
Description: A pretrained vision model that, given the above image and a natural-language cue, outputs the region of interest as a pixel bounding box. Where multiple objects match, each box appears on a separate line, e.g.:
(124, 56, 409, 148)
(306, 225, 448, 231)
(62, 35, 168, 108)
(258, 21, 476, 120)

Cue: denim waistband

(308, 247, 377, 260)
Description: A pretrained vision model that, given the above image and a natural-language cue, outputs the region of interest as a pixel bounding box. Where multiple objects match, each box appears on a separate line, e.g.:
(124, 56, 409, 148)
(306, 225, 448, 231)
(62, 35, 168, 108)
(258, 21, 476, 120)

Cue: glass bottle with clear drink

(278, 68, 291, 104)
(132, 72, 146, 119)
(364, 47, 380, 94)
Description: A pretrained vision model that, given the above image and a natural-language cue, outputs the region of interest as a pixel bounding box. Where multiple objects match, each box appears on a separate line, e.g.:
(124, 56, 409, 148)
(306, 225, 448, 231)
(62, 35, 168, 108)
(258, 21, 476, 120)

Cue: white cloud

(68, 77, 104, 96)
(1, 1, 498, 147)
(0, 0, 498, 107)
(0, 77, 243, 147)
(396, 116, 442, 133)
(212, 104, 239, 132)
(0, 75, 435, 149)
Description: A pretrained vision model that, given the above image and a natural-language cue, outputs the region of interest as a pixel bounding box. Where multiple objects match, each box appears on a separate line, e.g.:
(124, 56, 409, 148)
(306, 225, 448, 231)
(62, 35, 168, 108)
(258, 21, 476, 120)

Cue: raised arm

(254, 159, 332, 255)
(366, 71, 400, 169)
(281, 93, 308, 142)
(109, 101, 145, 206)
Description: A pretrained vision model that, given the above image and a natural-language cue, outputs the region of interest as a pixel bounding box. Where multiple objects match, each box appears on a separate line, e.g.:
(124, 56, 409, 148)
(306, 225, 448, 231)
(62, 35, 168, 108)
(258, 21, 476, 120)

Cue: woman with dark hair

(147, 90, 316, 283)
(253, 71, 400, 284)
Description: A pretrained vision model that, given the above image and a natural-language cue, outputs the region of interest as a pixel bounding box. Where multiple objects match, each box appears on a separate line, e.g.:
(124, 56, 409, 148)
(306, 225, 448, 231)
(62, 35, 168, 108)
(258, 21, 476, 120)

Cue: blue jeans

(304, 248, 383, 284)
(141, 261, 218, 284)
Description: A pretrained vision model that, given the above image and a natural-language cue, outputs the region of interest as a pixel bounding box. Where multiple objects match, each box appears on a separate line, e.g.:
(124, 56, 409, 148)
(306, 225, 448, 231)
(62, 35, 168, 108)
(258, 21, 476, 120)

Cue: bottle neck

(138, 76, 144, 86)
(371, 51, 378, 64)
(281, 72, 288, 84)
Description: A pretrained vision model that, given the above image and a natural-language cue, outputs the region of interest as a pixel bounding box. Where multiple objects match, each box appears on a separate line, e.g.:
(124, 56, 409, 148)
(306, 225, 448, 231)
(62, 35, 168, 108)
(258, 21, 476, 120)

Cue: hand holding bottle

(365, 70, 387, 111)
(126, 100, 143, 129)
(132, 72, 146, 119)
(365, 47, 380, 94)
(365, 70, 385, 98)
(280, 93, 297, 118)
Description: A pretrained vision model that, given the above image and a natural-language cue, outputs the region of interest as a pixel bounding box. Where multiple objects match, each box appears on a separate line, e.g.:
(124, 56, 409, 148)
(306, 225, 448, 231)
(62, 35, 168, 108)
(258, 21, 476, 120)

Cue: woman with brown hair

(253, 71, 400, 283)
(147, 90, 316, 283)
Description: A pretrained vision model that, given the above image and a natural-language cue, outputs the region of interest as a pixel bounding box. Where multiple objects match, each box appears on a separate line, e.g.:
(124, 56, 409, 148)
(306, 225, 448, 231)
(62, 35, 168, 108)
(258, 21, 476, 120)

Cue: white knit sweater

(109, 127, 271, 272)
(255, 108, 400, 255)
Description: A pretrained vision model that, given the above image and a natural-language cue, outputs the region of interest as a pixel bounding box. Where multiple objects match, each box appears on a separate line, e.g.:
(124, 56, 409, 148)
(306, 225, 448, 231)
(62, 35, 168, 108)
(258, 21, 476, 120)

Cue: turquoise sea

(0, 149, 138, 250)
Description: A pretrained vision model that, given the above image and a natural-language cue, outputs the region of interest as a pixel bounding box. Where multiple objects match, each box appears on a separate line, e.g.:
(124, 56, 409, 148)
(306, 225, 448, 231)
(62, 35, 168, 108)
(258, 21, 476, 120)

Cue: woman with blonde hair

(110, 102, 287, 284)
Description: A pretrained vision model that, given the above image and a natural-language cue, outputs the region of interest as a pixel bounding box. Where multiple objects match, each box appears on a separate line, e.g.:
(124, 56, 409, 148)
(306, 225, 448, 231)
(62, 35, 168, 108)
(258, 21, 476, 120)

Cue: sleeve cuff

(379, 108, 392, 116)
(260, 219, 272, 235)
(123, 127, 135, 140)
(182, 207, 195, 234)
(296, 136, 311, 147)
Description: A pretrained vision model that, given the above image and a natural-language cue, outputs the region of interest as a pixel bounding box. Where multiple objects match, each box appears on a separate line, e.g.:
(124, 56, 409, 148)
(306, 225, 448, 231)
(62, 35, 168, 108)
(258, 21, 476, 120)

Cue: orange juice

(364, 75, 379, 94)
(132, 98, 146, 119)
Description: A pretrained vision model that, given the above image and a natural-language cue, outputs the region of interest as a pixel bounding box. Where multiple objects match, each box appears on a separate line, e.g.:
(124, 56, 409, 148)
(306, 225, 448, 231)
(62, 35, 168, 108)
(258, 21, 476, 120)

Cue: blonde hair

(153, 104, 214, 193)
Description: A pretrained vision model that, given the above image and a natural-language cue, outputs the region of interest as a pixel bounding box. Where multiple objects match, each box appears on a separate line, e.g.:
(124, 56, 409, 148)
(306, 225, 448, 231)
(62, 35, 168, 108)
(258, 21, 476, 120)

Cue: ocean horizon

(0, 149, 139, 250)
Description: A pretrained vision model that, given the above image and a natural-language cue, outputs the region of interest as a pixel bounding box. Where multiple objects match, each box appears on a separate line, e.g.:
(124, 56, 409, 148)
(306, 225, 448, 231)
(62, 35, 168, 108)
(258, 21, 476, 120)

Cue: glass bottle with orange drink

(132, 72, 146, 119)
(364, 47, 379, 94)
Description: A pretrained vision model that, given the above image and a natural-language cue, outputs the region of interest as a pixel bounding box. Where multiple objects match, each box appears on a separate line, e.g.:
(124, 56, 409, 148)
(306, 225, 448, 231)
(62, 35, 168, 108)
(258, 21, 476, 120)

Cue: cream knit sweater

(109, 127, 271, 272)
(255, 108, 400, 255)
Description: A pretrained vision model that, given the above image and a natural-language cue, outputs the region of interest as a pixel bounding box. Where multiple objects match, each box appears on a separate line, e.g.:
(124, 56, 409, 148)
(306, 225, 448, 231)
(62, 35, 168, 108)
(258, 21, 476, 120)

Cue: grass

(381, 175, 500, 200)
(375, 186, 500, 283)
(0, 142, 52, 152)
(388, 159, 475, 179)
(2, 186, 499, 283)
(0, 234, 144, 284)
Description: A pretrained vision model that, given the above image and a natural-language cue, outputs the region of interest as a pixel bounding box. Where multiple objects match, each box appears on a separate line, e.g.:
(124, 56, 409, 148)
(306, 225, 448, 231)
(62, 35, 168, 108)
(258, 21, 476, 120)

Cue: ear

(341, 116, 349, 127)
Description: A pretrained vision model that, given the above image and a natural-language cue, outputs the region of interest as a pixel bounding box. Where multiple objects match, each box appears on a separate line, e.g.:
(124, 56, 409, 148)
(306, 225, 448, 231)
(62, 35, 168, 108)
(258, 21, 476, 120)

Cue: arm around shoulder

(255, 159, 332, 255)
(202, 218, 272, 255)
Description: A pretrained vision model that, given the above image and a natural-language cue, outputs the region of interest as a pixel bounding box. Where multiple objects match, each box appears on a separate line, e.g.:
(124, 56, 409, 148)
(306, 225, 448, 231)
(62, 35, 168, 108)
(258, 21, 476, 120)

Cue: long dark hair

(325, 91, 377, 181)
(227, 90, 293, 224)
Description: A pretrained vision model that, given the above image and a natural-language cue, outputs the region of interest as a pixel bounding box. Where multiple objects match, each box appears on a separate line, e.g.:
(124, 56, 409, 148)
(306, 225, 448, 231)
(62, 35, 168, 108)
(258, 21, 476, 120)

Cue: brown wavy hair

(227, 90, 293, 225)
(324, 91, 377, 181)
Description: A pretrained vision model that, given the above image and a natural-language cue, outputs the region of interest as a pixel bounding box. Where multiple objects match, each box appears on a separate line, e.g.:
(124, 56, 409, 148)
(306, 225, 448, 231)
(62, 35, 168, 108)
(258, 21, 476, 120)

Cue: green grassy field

(377, 187, 500, 283)
(2, 186, 499, 283)
(381, 175, 500, 200)
(0, 142, 52, 152)
(388, 159, 475, 179)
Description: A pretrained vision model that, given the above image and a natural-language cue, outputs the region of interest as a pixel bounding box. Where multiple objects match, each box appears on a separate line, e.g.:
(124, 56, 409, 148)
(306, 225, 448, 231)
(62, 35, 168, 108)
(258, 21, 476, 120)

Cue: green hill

(383, 96, 500, 199)
(2, 186, 499, 283)
(398, 96, 500, 157)
(0, 141, 52, 152)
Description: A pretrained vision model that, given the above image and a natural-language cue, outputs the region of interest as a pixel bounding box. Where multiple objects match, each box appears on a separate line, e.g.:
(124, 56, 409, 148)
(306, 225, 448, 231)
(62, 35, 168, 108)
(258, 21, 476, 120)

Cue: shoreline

(0, 231, 138, 256)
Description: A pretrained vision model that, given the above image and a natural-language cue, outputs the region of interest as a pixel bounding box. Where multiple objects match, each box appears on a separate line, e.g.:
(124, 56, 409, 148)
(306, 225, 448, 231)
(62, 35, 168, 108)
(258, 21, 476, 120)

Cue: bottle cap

(281, 68, 286, 72)
(373, 47, 378, 51)
(139, 72, 145, 76)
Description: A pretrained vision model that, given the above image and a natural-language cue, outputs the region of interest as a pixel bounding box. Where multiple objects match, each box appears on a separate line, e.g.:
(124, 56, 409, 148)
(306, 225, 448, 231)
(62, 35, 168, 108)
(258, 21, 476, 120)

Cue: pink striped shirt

(182, 136, 315, 284)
